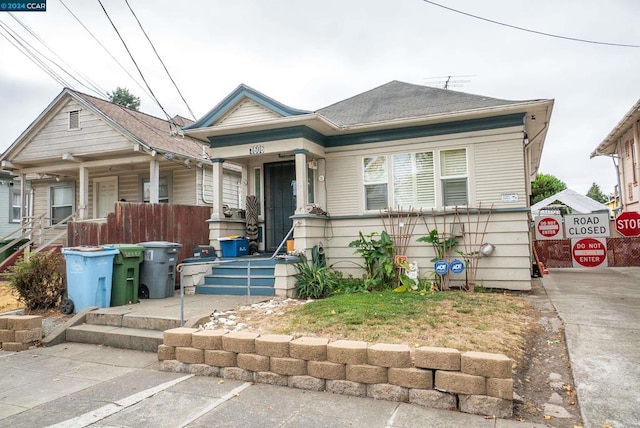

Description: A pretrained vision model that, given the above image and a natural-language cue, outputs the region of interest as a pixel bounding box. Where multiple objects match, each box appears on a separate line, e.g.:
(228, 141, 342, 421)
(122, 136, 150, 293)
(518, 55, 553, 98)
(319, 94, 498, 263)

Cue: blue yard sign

(450, 259, 465, 274)
(434, 260, 448, 276)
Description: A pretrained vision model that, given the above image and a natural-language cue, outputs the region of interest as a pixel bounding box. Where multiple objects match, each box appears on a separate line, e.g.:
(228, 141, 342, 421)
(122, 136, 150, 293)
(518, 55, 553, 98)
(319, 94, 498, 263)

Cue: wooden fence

(67, 202, 212, 265)
(534, 237, 640, 268)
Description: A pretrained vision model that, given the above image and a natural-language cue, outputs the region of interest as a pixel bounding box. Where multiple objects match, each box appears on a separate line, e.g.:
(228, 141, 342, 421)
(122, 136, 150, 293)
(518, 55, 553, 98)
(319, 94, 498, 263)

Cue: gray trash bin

(138, 241, 183, 299)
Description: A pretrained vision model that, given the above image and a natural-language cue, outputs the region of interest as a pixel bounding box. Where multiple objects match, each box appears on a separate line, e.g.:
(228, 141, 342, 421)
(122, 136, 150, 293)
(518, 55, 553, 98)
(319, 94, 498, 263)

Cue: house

(184, 81, 554, 291)
(0, 88, 247, 246)
(590, 99, 640, 213)
(0, 171, 29, 238)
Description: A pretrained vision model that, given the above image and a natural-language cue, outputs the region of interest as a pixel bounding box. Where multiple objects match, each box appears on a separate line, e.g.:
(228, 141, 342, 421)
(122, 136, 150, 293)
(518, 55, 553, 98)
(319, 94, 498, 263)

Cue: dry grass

(0, 280, 22, 312)
(234, 290, 537, 365)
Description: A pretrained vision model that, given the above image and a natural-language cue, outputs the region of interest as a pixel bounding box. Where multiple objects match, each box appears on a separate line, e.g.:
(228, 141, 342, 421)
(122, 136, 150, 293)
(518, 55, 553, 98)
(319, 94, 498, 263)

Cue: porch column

(149, 157, 160, 203)
(211, 158, 225, 218)
(294, 149, 308, 214)
(78, 166, 89, 219)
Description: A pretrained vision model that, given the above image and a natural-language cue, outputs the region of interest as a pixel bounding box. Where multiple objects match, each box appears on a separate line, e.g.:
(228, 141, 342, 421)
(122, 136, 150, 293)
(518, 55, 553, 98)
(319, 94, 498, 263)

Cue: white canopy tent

(531, 188, 609, 216)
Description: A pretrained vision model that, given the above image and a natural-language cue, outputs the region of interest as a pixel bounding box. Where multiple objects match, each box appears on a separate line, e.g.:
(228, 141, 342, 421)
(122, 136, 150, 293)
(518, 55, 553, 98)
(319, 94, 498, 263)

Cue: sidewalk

(0, 343, 546, 428)
(542, 267, 640, 428)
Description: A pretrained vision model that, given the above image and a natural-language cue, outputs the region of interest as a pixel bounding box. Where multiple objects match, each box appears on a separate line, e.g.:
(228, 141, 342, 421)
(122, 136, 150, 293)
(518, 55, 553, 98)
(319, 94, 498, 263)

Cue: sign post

(615, 211, 640, 237)
(571, 238, 608, 268)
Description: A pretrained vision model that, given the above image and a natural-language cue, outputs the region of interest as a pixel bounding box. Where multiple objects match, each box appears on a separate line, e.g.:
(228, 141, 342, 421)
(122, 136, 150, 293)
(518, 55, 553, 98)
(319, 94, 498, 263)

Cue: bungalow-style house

(0, 88, 247, 246)
(184, 81, 554, 290)
(590, 99, 640, 213)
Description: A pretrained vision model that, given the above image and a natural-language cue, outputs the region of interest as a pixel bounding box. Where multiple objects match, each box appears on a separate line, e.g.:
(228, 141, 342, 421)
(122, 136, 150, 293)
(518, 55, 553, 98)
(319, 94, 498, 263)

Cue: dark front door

(264, 161, 296, 252)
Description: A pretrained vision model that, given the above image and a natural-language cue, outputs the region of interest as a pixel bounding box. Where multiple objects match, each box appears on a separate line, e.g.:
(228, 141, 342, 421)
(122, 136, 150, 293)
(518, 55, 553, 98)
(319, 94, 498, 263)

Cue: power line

(57, 0, 154, 101)
(8, 12, 106, 97)
(422, 0, 640, 48)
(124, 0, 196, 120)
(97, 0, 174, 125)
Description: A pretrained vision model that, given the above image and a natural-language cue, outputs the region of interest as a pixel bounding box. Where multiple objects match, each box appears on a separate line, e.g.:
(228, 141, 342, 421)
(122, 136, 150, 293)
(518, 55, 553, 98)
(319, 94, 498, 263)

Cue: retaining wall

(0, 315, 42, 351)
(158, 328, 514, 418)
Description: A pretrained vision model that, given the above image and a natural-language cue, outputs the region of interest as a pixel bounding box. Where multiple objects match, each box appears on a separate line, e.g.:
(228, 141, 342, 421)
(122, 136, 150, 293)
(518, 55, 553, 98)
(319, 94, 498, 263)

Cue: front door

(94, 177, 118, 218)
(264, 161, 296, 252)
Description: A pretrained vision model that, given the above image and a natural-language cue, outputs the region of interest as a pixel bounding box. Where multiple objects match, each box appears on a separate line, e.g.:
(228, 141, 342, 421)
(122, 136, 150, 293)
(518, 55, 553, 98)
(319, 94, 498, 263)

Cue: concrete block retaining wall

(159, 328, 514, 418)
(0, 315, 43, 351)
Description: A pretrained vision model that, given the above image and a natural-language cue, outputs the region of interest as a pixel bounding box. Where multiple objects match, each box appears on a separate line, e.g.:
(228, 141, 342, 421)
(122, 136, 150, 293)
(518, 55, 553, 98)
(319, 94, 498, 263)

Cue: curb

(42, 306, 98, 347)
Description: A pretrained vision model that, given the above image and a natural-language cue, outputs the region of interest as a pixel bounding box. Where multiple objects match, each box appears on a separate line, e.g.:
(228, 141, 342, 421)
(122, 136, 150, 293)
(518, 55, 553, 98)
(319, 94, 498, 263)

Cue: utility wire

(0, 19, 72, 88)
(57, 0, 154, 101)
(97, 0, 175, 125)
(422, 0, 640, 48)
(8, 13, 106, 97)
(124, 0, 196, 120)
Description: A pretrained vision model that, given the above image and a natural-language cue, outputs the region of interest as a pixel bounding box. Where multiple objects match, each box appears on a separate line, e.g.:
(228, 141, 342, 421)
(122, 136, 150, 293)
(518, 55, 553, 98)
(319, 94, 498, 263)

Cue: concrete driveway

(542, 267, 640, 428)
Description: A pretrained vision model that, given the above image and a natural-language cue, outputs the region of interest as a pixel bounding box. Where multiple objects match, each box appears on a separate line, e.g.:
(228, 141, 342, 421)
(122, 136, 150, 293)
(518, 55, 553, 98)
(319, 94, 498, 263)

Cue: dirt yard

(0, 280, 22, 312)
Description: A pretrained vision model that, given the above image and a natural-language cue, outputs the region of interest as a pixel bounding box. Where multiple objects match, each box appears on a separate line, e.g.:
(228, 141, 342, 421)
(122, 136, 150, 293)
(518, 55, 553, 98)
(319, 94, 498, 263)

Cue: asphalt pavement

(543, 267, 640, 428)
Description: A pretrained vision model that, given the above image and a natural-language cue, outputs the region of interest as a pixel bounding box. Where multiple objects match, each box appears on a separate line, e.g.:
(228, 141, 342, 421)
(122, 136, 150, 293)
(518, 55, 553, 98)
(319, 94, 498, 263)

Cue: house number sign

(249, 145, 265, 155)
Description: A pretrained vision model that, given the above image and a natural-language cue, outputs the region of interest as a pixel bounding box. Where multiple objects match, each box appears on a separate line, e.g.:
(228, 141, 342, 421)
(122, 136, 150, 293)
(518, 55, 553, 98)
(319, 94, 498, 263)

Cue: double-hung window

(363, 156, 388, 211)
(50, 183, 74, 224)
(10, 189, 22, 223)
(142, 176, 170, 203)
(362, 148, 468, 211)
(440, 148, 468, 206)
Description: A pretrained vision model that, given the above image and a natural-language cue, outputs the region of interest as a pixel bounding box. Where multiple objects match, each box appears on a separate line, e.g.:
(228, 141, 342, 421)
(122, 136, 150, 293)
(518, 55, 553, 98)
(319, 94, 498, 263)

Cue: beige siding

(319, 210, 532, 290)
(216, 99, 282, 127)
(325, 155, 359, 215)
(14, 99, 132, 162)
(474, 136, 527, 209)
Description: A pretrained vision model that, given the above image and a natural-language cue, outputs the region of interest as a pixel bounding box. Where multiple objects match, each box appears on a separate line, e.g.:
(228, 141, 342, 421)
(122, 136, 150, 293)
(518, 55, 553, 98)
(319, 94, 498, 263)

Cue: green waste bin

(109, 244, 145, 306)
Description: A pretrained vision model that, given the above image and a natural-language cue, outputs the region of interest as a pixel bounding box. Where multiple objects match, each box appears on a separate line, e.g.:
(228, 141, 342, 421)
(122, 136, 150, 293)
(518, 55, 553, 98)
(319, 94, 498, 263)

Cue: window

(393, 152, 435, 208)
(10, 189, 25, 223)
(143, 176, 170, 203)
(253, 167, 262, 215)
(69, 110, 79, 129)
(632, 141, 637, 184)
(440, 148, 468, 206)
(223, 169, 242, 209)
(50, 184, 74, 224)
(308, 166, 315, 204)
(363, 156, 388, 210)
(362, 148, 468, 211)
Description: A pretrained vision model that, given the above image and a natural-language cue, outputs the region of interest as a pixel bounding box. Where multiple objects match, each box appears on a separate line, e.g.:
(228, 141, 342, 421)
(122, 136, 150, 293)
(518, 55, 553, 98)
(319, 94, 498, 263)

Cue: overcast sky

(1, 0, 638, 195)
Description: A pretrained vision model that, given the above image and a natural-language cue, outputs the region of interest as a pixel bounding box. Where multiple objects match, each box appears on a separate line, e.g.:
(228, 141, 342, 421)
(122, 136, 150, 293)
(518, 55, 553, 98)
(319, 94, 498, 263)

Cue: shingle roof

(73, 90, 206, 159)
(316, 80, 532, 126)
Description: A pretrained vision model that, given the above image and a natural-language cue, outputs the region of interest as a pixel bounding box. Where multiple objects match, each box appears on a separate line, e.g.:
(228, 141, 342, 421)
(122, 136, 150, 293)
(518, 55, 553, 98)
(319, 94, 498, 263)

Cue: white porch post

(149, 157, 160, 203)
(211, 158, 225, 218)
(294, 149, 308, 214)
(78, 166, 89, 219)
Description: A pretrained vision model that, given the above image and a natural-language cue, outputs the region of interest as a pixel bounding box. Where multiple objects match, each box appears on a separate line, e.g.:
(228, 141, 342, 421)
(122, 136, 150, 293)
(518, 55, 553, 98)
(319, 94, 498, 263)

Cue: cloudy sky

(1, 0, 638, 195)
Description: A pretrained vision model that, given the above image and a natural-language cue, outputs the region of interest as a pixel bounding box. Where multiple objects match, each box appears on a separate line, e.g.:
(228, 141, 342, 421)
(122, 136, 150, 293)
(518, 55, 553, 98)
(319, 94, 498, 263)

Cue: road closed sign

(564, 213, 610, 238)
(535, 215, 563, 240)
(571, 237, 608, 268)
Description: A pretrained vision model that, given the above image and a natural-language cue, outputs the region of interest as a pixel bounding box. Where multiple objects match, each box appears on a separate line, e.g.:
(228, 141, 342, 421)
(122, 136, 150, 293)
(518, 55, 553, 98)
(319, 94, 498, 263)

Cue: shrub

(9, 250, 66, 310)
(348, 231, 396, 291)
(294, 254, 341, 299)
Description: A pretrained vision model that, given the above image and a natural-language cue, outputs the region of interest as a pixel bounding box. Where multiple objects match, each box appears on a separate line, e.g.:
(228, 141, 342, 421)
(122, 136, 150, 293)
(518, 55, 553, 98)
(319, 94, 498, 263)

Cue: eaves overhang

(590, 99, 640, 158)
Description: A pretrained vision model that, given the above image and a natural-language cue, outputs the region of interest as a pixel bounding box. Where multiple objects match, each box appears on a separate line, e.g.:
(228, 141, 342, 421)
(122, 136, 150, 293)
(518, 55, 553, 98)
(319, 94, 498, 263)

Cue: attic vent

(69, 110, 79, 129)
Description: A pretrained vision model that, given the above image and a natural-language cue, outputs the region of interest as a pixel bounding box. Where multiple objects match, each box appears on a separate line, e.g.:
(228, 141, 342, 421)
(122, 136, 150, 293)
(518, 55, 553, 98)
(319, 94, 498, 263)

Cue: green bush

(348, 231, 396, 291)
(294, 254, 341, 299)
(9, 250, 66, 310)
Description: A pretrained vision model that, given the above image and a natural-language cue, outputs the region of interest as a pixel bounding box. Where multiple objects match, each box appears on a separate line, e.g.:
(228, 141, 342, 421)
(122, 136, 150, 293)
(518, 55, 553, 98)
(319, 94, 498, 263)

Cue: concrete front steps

(196, 258, 277, 296)
(65, 309, 179, 352)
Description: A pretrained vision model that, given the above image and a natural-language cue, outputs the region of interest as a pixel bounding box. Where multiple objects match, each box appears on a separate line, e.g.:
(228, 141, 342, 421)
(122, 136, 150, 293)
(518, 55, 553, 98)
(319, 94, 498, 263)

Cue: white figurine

(407, 261, 419, 290)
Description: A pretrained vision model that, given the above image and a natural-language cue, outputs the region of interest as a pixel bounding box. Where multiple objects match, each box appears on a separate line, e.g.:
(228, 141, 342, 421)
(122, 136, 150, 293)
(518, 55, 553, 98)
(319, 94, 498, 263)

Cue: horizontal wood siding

(172, 167, 198, 205)
(474, 135, 527, 208)
(325, 155, 359, 216)
(223, 169, 242, 209)
(67, 202, 212, 271)
(16, 99, 131, 162)
(321, 210, 533, 290)
(217, 99, 281, 126)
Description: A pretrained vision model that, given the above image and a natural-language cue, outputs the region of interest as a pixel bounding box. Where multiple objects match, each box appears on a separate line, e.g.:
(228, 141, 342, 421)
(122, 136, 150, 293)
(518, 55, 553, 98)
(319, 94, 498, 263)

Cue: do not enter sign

(535, 215, 563, 240)
(571, 238, 608, 268)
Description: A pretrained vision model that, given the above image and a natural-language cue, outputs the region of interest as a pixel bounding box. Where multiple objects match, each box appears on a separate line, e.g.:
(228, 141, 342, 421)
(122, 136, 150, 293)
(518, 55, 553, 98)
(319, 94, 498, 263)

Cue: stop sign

(616, 211, 640, 237)
(571, 238, 608, 268)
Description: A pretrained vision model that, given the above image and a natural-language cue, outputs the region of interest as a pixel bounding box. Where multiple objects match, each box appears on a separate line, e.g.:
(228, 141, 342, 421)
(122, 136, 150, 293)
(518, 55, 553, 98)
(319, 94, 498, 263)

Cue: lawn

(235, 290, 537, 364)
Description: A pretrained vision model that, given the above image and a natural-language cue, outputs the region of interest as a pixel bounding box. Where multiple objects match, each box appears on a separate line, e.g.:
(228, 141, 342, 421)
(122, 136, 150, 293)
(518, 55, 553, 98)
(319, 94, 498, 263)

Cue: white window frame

(141, 175, 171, 203)
(361, 147, 470, 212)
(49, 182, 75, 225)
(10, 188, 25, 223)
(362, 156, 389, 211)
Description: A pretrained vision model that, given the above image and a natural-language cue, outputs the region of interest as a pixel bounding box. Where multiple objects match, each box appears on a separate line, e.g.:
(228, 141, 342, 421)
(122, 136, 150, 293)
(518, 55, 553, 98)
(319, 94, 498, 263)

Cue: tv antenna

(425, 75, 475, 89)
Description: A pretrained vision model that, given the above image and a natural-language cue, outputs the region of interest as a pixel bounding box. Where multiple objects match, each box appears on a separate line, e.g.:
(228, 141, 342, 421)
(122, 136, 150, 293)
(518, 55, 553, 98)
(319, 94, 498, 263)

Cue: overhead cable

(124, 0, 196, 120)
(422, 0, 640, 48)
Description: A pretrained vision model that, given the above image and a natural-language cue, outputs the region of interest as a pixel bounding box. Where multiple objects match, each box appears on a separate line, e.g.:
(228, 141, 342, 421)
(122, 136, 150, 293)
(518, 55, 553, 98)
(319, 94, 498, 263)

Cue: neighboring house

(591, 99, 640, 213)
(0, 171, 29, 239)
(0, 88, 246, 244)
(184, 81, 554, 290)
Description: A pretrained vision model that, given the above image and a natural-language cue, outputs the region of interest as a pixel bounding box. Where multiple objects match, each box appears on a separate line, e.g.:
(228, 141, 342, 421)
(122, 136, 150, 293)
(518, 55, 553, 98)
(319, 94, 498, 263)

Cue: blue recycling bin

(61, 246, 119, 314)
